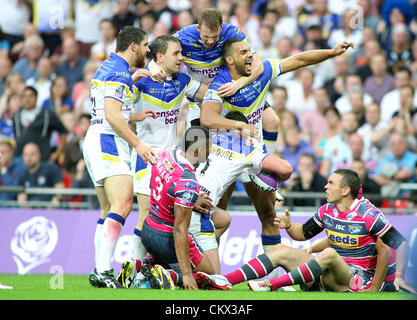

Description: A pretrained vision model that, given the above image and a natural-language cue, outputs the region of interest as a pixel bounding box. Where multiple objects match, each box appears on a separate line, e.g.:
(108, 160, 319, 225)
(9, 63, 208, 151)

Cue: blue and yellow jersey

(203, 59, 281, 149)
(173, 23, 251, 83)
(133, 72, 201, 151)
(196, 130, 268, 210)
(89, 53, 137, 135)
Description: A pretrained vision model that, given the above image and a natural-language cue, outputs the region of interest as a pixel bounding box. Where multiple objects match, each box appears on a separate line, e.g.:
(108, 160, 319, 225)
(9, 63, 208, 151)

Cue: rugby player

(196, 169, 412, 293)
(200, 37, 353, 264)
(149, 8, 281, 155)
(124, 35, 209, 274)
(139, 126, 214, 290)
(84, 26, 157, 288)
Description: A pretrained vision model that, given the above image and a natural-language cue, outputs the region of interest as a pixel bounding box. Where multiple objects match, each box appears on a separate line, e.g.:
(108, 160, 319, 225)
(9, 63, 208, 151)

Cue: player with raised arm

(196, 169, 412, 293)
(84, 26, 157, 288)
(200, 37, 354, 264)
(116, 35, 209, 287)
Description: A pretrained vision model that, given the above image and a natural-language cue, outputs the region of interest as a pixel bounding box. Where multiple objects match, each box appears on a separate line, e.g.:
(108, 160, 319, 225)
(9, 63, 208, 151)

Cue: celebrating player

(118, 35, 209, 284)
(200, 37, 354, 263)
(196, 169, 412, 293)
(84, 26, 157, 288)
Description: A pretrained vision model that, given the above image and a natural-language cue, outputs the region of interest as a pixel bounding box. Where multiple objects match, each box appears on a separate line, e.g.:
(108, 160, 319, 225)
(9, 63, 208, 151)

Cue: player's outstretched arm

(218, 52, 264, 98)
(173, 204, 199, 290)
(280, 41, 354, 75)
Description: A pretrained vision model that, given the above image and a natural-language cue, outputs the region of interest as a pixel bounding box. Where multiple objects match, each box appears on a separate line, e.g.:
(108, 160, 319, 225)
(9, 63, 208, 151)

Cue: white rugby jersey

(89, 53, 137, 135)
(203, 59, 281, 150)
(133, 72, 201, 151)
(196, 130, 268, 210)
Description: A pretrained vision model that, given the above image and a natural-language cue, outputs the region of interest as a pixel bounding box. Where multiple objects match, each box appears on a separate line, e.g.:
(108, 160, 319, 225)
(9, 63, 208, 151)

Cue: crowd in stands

(0, 0, 417, 210)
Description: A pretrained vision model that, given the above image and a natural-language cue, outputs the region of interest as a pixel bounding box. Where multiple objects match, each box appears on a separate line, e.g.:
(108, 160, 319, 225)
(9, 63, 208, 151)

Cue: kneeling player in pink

(196, 169, 412, 293)
(137, 126, 215, 290)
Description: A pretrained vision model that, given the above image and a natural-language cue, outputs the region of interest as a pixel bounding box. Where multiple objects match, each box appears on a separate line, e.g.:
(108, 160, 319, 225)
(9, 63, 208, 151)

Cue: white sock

(94, 218, 105, 266)
(96, 213, 124, 273)
(133, 229, 148, 260)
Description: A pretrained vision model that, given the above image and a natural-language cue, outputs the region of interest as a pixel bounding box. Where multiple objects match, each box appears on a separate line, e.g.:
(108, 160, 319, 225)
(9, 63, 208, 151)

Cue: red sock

(135, 259, 142, 272)
(168, 270, 179, 285)
(225, 254, 274, 285)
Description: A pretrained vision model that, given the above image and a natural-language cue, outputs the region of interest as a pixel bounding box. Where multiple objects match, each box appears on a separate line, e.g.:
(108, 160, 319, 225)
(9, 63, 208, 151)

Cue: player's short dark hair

(149, 35, 181, 61)
(222, 37, 243, 60)
(225, 111, 248, 124)
(334, 169, 361, 199)
(183, 126, 211, 153)
(24, 86, 38, 97)
(116, 26, 147, 52)
(197, 8, 222, 30)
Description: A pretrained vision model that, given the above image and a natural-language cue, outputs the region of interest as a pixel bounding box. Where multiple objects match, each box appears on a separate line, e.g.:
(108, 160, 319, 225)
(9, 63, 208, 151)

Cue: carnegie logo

(327, 230, 358, 248)
(10, 216, 58, 274)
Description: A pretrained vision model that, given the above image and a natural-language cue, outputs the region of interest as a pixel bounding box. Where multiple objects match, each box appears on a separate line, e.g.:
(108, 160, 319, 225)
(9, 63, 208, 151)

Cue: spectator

(55, 37, 88, 93)
(74, 0, 113, 53)
(335, 74, 373, 114)
(269, 86, 288, 119)
(277, 110, 299, 151)
(350, 159, 381, 206)
(25, 56, 55, 109)
(63, 113, 91, 177)
(0, 0, 31, 50)
(17, 142, 64, 204)
(0, 56, 12, 96)
(265, 1, 298, 46)
(137, 11, 157, 43)
(280, 125, 316, 173)
(174, 9, 195, 31)
(229, 0, 260, 47)
(42, 76, 73, 116)
(353, 38, 381, 82)
(319, 111, 358, 177)
(386, 23, 414, 74)
(299, 87, 330, 144)
(307, 0, 340, 41)
(271, 37, 296, 87)
(364, 53, 396, 105)
(380, 67, 417, 124)
(286, 68, 317, 116)
(70, 158, 99, 209)
(91, 19, 117, 63)
(313, 105, 340, 161)
(328, 8, 363, 53)
(392, 85, 417, 128)
(13, 86, 68, 162)
(357, 102, 388, 171)
(0, 73, 26, 117)
(72, 60, 99, 119)
(287, 152, 327, 206)
(372, 132, 417, 198)
(12, 35, 45, 82)
(0, 93, 21, 140)
(347, 132, 377, 173)
(253, 24, 278, 61)
(112, 0, 137, 34)
(0, 139, 26, 201)
(323, 54, 349, 104)
(357, 0, 380, 34)
(150, 0, 177, 32)
(299, 17, 328, 50)
(8, 23, 40, 61)
(347, 89, 366, 127)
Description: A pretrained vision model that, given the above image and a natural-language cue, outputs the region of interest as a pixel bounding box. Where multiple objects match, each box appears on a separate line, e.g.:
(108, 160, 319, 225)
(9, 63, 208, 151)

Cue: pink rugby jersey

(313, 198, 392, 274)
(146, 149, 200, 233)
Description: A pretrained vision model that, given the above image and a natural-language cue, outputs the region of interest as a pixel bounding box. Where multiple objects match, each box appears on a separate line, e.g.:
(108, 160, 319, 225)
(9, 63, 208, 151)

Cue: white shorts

(189, 211, 218, 251)
(83, 130, 132, 187)
(131, 149, 152, 195)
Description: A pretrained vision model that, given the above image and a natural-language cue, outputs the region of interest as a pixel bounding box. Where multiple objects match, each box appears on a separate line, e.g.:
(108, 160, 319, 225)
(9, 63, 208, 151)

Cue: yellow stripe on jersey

(141, 90, 186, 111)
(102, 153, 120, 163)
(222, 82, 270, 115)
(183, 56, 223, 68)
(200, 232, 215, 236)
(244, 149, 258, 164)
(91, 79, 135, 103)
(135, 169, 147, 179)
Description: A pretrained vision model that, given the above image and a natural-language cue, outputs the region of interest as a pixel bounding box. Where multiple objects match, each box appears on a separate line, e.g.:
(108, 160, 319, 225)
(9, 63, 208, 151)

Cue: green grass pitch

(0, 274, 414, 300)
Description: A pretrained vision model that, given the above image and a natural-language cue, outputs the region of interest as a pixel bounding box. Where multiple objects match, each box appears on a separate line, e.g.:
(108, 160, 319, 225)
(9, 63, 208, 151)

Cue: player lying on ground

(195, 169, 412, 292)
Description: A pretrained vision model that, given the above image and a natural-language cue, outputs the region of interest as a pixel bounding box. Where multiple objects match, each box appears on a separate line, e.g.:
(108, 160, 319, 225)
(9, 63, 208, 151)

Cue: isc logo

(327, 230, 358, 248)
